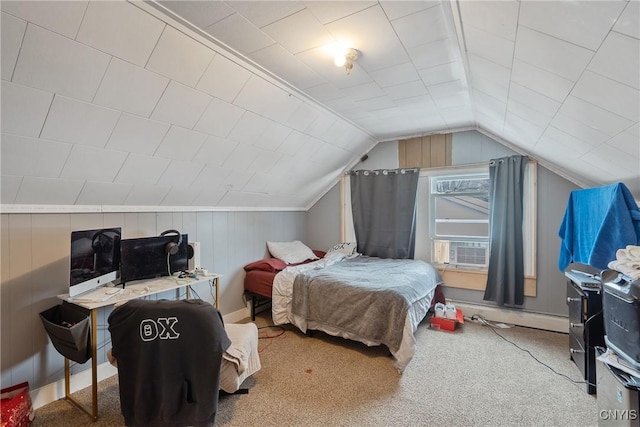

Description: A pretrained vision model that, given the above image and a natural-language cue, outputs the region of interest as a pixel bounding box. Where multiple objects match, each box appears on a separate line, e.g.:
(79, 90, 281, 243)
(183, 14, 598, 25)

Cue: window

(430, 173, 490, 269)
(423, 163, 536, 277)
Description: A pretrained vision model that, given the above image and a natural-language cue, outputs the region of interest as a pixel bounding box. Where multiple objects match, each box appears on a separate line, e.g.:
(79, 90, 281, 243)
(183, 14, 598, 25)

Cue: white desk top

(59, 274, 220, 310)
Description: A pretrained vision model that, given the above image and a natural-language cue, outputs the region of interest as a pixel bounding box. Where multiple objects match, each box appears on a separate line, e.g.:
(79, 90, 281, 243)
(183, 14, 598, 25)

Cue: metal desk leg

(64, 308, 99, 421)
(214, 277, 219, 309)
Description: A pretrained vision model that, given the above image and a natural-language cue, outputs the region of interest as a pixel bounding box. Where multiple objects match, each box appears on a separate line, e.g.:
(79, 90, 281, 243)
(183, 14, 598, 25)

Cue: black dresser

(566, 270, 605, 394)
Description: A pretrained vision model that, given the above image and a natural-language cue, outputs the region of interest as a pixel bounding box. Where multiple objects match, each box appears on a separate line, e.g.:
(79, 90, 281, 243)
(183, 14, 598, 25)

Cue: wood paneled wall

(0, 210, 307, 391)
(398, 134, 452, 168)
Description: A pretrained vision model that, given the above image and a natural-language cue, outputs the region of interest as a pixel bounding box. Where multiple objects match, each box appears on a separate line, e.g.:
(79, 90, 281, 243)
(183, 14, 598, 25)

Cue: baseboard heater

(447, 301, 568, 333)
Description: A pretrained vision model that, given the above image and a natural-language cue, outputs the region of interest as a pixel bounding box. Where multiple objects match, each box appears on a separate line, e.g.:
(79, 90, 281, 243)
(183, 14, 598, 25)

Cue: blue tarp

(558, 183, 640, 271)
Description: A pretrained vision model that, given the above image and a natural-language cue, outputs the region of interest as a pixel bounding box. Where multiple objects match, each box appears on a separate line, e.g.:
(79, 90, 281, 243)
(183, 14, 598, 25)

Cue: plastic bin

(39, 302, 91, 364)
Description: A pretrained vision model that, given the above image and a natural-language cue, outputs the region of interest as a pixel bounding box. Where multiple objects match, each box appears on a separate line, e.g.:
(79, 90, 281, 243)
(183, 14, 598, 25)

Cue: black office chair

(108, 299, 231, 427)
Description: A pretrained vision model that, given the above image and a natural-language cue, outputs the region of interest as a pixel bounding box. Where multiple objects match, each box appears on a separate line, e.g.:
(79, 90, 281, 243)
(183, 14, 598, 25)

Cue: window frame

(420, 163, 537, 278)
(425, 167, 490, 271)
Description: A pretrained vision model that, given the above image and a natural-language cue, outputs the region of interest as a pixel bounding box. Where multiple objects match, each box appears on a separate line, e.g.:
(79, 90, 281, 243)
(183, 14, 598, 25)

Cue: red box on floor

(429, 308, 464, 331)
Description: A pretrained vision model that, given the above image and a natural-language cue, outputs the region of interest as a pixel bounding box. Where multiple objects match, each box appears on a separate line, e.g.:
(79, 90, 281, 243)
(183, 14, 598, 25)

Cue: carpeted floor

(34, 312, 598, 426)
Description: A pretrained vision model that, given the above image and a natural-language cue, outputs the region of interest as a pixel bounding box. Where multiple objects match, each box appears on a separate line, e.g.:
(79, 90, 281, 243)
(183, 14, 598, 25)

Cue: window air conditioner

(449, 243, 488, 267)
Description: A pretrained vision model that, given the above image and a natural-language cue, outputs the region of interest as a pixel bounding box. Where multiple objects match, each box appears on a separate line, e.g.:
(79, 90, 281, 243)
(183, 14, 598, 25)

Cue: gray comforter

(291, 256, 442, 353)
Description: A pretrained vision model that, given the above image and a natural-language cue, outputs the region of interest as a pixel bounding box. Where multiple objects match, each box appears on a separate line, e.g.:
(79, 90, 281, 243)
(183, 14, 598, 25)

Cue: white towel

(608, 260, 640, 280)
(220, 323, 261, 393)
(223, 323, 258, 375)
(617, 249, 630, 261)
(626, 245, 640, 261)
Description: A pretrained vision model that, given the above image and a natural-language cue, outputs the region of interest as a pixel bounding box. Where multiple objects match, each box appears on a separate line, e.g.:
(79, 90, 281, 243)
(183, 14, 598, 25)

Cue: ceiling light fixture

(334, 48, 359, 75)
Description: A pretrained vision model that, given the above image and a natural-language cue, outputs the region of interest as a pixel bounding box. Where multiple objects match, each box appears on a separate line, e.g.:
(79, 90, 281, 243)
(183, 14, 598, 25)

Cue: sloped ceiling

(1, 0, 638, 211)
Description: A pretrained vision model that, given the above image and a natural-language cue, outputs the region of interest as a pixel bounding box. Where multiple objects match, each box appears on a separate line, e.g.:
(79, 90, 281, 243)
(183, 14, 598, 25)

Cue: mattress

(272, 253, 443, 372)
(244, 270, 277, 298)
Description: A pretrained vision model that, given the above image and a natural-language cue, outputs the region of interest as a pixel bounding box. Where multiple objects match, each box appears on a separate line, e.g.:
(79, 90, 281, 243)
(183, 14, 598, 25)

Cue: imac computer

(69, 227, 121, 298)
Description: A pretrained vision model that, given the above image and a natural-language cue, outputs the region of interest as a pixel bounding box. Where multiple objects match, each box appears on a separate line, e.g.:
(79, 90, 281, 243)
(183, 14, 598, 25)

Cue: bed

(244, 246, 444, 372)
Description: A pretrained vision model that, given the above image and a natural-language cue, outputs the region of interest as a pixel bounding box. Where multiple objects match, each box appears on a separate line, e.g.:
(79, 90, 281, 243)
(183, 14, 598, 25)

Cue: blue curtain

(483, 155, 528, 306)
(350, 168, 419, 259)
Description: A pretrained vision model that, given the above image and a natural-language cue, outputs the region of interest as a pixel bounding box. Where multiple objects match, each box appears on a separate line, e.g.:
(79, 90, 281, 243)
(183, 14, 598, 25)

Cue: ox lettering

(139, 317, 180, 341)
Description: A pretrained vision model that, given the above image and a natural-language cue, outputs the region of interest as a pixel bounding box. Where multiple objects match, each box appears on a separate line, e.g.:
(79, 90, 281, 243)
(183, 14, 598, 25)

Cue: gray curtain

(350, 168, 419, 259)
(483, 155, 528, 306)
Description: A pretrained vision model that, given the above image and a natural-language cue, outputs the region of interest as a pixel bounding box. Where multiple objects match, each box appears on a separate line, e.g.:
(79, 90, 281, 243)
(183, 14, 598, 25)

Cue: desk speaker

(188, 242, 201, 271)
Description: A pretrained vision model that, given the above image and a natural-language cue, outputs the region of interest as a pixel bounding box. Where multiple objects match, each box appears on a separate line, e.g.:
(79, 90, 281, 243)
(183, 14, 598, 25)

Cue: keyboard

(71, 287, 124, 302)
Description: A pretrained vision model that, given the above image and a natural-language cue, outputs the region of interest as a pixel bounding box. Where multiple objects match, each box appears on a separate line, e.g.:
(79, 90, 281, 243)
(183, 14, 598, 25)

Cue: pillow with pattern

(327, 242, 357, 256)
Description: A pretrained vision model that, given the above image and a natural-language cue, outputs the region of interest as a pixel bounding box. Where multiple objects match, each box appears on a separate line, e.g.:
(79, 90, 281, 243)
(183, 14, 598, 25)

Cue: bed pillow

(244, 258, 287, 272)
(327, 242, 358, 256)
(266, 240, 319, 264)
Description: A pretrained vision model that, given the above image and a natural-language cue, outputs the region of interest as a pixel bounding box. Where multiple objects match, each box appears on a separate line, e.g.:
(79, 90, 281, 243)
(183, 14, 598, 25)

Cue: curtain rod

(344, 158, 537, 176)
(345, 168, 419, 176)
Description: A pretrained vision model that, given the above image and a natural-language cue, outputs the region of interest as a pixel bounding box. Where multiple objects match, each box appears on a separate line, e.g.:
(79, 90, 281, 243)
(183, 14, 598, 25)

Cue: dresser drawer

(567, 280, 586, 340)
(570, 332, 587, 378)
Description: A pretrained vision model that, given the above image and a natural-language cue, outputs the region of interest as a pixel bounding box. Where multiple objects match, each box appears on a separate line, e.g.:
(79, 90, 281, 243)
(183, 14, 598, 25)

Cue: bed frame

(244, 291, 271, 321)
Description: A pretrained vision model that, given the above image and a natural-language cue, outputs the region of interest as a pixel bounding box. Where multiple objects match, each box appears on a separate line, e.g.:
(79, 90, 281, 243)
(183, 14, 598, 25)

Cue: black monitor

(69, 227, 121, 298)
(119, 234, 189, 284)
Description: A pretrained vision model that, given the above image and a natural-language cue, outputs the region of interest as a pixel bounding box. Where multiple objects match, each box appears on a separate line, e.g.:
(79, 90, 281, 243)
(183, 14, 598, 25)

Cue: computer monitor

(119, 234, 189, 284)
(69, 228, 121, 298)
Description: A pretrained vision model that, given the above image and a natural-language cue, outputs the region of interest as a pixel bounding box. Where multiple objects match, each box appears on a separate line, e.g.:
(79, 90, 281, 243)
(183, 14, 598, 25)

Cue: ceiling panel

(304, 1, 376, 25)
(106, 114, 170, 155)
(615, 0, 639, 39)
(607, 123, 640, 157)
(262, 9, 335, 54)
(76, 1, 164, 67)
(155, 126, 208, 162)
(1, 0, 637, 209)
(15, 176, 84, 205)
(379, 1, 438, 21)
(124, 184, 171, 205)
(391, 4, 450, 48)
(1, 134, 70, 178)
(194, 97, 245, 137)
(231, 1, 305, 28)
(588, 31, 640, 89)
(559, 95, 634, 138)
(13, 25, 110, 102)
(156, 159, 205, 188)
(325, 6, 410, 72)
(196, 54, 252, 102)
(151, 81, 212, 129)
(463, 25, 515, 69)
(41, 96, 121, 147)
(146, 26, 215, 87)
(518, 0, 625, 50)
(572, 71, 640, 122)
(93, 58, 169, 117)
(370, 62, 421, 88)
(510, 59, 574, 103)
(0, 81, 53, 138)
(203, 12, 275, 54)
(1, 175, 22, 204)
(1, 12, 27, 81)
(515, 26, 593, 82)
(0, 0, 87, 39)
(157, 1, 235, 29)
(60, 145, 128, 182)
(248, 44, 325, 90)
(115, 153, 171, 186)
(458, 0, 518, 40)
(75, 181, 132, 206)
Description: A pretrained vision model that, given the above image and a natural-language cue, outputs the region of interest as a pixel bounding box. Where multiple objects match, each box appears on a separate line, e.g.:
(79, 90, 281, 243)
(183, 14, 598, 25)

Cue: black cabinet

(566, 271, 605, 394)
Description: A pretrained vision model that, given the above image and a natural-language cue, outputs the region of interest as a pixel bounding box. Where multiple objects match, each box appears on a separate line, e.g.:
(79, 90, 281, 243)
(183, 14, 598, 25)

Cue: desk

(57, 274, 220, 421)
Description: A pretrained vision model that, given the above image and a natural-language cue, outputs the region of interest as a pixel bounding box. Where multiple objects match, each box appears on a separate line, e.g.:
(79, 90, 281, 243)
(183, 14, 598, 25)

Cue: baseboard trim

(31, 306, 253, 410)
(224, 306, 251, 323)
(31, 362, 118, 410)
(448, 300, 568, 333)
